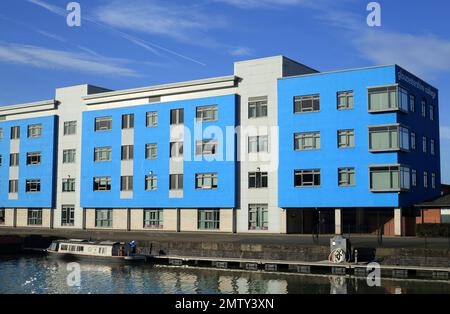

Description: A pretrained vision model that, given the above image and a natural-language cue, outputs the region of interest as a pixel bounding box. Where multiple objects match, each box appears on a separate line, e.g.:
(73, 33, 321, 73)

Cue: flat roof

(416, 194, 450, 208)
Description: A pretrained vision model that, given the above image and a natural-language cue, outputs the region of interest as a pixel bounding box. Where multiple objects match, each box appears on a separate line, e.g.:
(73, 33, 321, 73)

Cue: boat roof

(55, 239, 121, 246)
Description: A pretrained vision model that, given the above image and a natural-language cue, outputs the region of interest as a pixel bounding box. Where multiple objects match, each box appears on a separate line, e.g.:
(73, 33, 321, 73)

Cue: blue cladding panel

(80, 94, 237, 208)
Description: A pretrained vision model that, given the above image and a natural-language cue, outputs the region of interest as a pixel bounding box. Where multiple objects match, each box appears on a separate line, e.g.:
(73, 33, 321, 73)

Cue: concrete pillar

(176, 208, 180, 232)
(356, 207, 365, 233)
(335, 208, 342, 235)
(82, 208, 86, 230)
(127, 208, 131, 231)
(394, 208, 403, 236)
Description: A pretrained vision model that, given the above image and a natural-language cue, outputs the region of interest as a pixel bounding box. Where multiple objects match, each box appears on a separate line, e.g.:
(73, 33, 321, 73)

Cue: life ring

(329, 248, 346, 263)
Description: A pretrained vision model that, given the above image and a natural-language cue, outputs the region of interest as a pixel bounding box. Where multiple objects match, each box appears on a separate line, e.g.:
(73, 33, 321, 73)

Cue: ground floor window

(27, 208, 42, 226)
(95, 209, 112, 228)
(198, 209, 220, 230)
(144, 209, 163, 229)
(0, 209, 5, 224)
(61, 205, 75, 226)
(248, 204, 268, 230)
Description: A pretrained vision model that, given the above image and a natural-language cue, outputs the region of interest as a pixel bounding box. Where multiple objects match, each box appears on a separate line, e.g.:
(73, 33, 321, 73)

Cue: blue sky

(0, 0, 449, 183)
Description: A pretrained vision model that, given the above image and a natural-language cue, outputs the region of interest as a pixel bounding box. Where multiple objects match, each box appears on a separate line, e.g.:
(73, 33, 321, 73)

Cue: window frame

(61, 205, 75, 226)
(294, 132, 321, 151)
(198, 209, 220, 230)
(95, 116, 112, 132)
(294, 169, 321, 188)
(27, 124, 42, 138)
(196, 105, 218, 122)
(93, 177, 111, 192)
(195, 173, 218, 190)
(144, 209, 163, 229)
(95, 209, 112, 228)
(294, 94, 320, 114)
(337, 91, 354, 110)
(25, 179, 41, 193)
(63, 121, 77, 136)
(248, 204, 268, 231)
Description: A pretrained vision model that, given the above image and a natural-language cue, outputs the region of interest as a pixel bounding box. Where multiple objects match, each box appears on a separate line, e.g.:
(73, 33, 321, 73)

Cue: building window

(0, 154, 2, 166)
(95, 209, 112, 228)
(0, 128, 3, 140)
(11, 126, 20, 139)
(170, 108, 184, 125)
(25, 179, 41, 193)
(294, 94, 320, 113)
(196, 140, 217, 156)
(424, 171, 429, 188)
(95, 116, 112, 132)
(409, 94, 416, 112)
(26, 152, 41, 166)
(169, 174, 183, 190)
(145, 143, 158, 160)
(196, 173, 218, 190)
(28, 124, 42, 138)
(62, 178, 75, 192)
(61, 205, 75, 226)
(369, 166, 410, 192)
(169, 142, 183, 159)
(431, 139, 436, 155)
(248, 172, 268, 189)
(121, 176, 133, 191)
(146, 111, 158, 127)
(196, 105, 218, 122)
(422, 136, 427, 153)
(411, 132, 416, 150)
(368, 86, 408, 112)
(9, 180, 18, 193)
(338, 168, 355, 187)
(144, 209, 163, 229)
(248, 96, 268, 118)
(294, 169, 321, 187)
(10, 153, 19, 167)
(0, 209, 5, 225)
(248, 204, 268, 231)
(122, 114, 134, 129)
(412, 169, 417, 187)
(27, 209, 42, 226)
(198, 209, 220, 230)
(421, 99, 427, 117)
(121, 145, 134, 160)
(429, 105, 434, 121)
(369, 125, 409, 151)
(63, 149, 76, 164)
(337, 91, 354, 110)
(94, 147, 112, 162)
(294, 132, 320, 151)
(64, 121, 77, 135)
(432, 173, 436, 189)
(145, 175, 157, 191)
(93, 177, 111, 192)
(248, 136, 268, 153)
(338, 130, 355, 148)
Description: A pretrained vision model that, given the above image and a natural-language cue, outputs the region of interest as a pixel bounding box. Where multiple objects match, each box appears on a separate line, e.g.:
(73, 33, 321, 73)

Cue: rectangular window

(0, 154, 2, 166)
(61, 205, 75, 226)
(196, 105, 218, 122)
(9, 180, 18, 193)
(169, 174, 183, 190)
(338, 129, 355, 148)
(411, 132, 416, 150)
(11, 126, 20, 139)
(63, 149, 76, 164)
(62, 178, 75, 192)
(369, 125, 409, 151)
(145, 175, 157, 191)
(294, 169, 321, 187)
(432, 173, 436, 189)
(370, 166, 410, 191)
(122, 114, 134, 129)
(422, 136, 427, 153)
(95, 116, 112, 132)
(146, 111, 158, 127)
(144, 209, 163, 229)
(421, 99, 427, 117)
(0, 128, 3, 140)
(429, 105, 434, 121)
(424, 171, 428, 188)
(248, 204, 268, 231)
(170, 109, 184, 125)
(121, 145, 134, 160)
(248, 96, 268, 118)
(120, 176, 133, 191)
(294, 132, 320, 151)
(26, 152, 41, 165)
(196, 140, 218, 156)
(248, 172, 268, 189)
(409, 94, 416, 112)
(10, 153, 19, 167)
(431, 139, 436, 155)
(27, 124, 42, 138)
(94, 147, 112, 162)
(398, 87, 409, 111)
(95, 209, 112, 228)
(195, 173, 218, 190)
(368, 86, 401, 112)
(64, 121, 77, 135)
(294, 94, 320, 113)
(198, 209, 220, 230)
(412, 169, 417, 187)
(338, 168, 355, 187)
(93, 177, 111, 192)
(170, 142, 184, 158)
(0, 209, 4, 225)
(27, 209, 42, 226)
(337, 91, 354, 110)
(25, 179, 41, 193)
(248, 136, 268, 153)
(145, 143, 158, 160)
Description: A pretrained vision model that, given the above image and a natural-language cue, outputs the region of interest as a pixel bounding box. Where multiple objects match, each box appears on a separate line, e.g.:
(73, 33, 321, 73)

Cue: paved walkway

(1, 227, 450, 250)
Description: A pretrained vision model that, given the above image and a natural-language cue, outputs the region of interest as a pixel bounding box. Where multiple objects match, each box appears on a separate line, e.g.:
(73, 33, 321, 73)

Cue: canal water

(0, 255, 449, 294)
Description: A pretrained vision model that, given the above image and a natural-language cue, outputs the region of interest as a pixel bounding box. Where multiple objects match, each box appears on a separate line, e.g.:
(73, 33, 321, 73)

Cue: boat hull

(46, 251, 146, 264)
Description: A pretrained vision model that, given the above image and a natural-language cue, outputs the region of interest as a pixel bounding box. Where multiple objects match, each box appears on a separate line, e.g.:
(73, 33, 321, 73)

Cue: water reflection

(0, 255, 449, 294)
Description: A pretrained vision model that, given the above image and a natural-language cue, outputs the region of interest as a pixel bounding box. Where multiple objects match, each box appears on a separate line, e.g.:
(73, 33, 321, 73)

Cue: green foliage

(416, 224, 450, 237)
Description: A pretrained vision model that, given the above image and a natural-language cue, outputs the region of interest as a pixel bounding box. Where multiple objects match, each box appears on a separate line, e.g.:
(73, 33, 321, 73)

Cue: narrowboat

(46, 239, 146, 263)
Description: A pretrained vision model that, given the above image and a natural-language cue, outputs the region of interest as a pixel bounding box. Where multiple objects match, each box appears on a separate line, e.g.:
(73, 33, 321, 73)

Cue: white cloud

(216, 0, 313, 9)
(229, 47, 253, 56)
(0, 42, 138, 77)
(441, 126, 450, 141)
